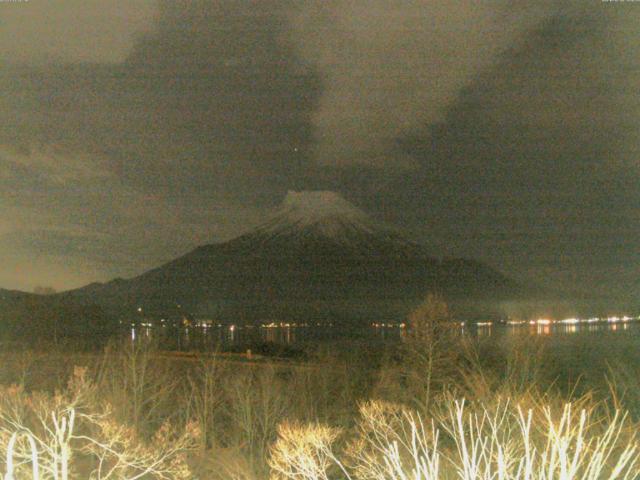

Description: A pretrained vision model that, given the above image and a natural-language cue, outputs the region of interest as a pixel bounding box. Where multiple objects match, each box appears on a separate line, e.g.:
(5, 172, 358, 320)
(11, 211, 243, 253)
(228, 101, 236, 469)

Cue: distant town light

(559, 318, 579, 324)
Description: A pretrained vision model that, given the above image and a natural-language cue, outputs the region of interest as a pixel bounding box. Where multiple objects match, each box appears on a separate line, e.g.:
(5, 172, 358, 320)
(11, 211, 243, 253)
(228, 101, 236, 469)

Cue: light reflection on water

(130, 319, 640, 351)
(506, 321, 632, 336)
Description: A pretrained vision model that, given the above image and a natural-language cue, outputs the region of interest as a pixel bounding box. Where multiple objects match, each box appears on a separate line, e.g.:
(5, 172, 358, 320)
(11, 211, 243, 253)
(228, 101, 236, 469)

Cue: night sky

(0, 0, 638, 301)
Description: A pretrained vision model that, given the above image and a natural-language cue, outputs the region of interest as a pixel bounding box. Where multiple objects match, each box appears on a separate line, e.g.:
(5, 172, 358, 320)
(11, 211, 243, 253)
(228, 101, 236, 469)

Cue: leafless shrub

(95, 340, 180, 437)
(225, 365, 291, 475)
(269, 421, 344, 480)
(186, 352, 227, 451)
(0, 366, 198, 479)
(269, 396, 640, 480)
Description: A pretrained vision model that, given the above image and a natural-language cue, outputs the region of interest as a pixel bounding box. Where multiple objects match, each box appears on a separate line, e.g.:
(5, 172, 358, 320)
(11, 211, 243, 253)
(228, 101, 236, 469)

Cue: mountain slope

(0, 288, 115, 340)
(62, 191, 529, 322)
(0, 288, 29, 301)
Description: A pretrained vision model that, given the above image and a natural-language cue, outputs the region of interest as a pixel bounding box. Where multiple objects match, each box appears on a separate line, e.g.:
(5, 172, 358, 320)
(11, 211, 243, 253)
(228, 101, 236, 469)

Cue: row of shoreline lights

(133, 305, 640, 330)
(480, 315, 640, 328)
(374, 315, 640, 329)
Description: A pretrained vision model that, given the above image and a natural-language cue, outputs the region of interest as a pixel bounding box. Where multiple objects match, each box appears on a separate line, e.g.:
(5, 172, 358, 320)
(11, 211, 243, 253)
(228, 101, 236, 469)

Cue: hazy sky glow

(0, 0, 638, 300)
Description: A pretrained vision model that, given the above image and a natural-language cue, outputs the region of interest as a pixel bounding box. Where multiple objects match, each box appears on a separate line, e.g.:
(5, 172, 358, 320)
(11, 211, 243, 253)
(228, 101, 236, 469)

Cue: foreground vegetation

(1, 296, 640, 479)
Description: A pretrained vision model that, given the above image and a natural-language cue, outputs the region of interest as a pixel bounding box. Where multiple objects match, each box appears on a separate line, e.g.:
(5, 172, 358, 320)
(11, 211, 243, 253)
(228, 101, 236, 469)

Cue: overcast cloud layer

(0, 0, 638, 302)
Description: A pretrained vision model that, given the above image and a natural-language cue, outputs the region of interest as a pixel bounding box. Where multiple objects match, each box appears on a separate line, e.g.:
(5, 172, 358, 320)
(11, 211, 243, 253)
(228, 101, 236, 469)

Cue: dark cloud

(290, 0, 568, 167)
(370, 5, 640, 299)
(0, 1, 320, 203)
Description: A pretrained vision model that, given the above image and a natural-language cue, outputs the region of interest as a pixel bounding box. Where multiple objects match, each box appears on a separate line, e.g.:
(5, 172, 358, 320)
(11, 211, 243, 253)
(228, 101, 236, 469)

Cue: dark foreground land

(2, 312, 640, 479)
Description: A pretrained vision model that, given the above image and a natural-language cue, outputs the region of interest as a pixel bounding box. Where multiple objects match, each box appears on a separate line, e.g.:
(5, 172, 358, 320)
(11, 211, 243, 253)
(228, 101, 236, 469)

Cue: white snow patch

(246, 190, 417, 248)
(254, 191, 377, 239)
(280, 191, 369, 226)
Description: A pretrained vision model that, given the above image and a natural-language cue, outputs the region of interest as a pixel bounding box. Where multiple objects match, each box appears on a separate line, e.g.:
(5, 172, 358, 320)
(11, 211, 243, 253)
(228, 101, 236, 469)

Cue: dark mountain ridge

(60, 191, 531, 323)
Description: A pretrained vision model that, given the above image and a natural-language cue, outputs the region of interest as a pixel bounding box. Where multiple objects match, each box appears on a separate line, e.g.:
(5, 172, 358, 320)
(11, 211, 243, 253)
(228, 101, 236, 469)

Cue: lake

(131, 317, 640, 357)
(124, 318, 640, 391)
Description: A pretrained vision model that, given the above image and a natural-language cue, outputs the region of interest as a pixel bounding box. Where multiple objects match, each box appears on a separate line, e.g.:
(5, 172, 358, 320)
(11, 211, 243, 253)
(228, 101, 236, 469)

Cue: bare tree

(403, 293, 460, 412)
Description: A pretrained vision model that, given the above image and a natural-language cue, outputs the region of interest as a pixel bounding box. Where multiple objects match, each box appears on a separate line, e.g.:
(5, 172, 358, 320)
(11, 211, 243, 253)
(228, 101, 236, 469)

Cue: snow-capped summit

(281, 191, 368, 225)
(251, 190, 384, 242)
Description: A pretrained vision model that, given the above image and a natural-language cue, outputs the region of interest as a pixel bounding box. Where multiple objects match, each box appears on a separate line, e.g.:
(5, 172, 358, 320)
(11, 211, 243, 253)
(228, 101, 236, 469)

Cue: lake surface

(127, 319, 640, 388)
(131, 318, 640, 356)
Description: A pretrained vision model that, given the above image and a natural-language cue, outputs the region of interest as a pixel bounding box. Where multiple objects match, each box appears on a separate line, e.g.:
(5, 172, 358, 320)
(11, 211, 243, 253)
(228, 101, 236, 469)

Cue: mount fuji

(61, 191, 528, 323)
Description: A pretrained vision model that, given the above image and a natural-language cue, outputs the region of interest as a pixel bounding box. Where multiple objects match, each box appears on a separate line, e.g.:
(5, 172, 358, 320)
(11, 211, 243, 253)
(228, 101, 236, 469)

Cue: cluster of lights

(371, 321, 470, 328)
(506, 315, 640, 327)
(194, 321, 225, 328)
(476, 321, 493, 327)
(261, 322, 309, 328)
(371, 322, 407, 328)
